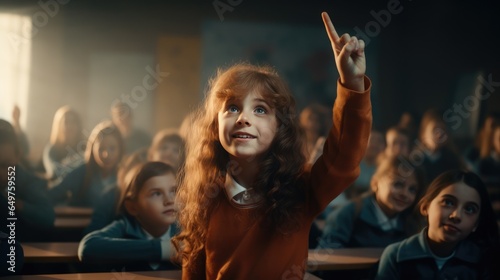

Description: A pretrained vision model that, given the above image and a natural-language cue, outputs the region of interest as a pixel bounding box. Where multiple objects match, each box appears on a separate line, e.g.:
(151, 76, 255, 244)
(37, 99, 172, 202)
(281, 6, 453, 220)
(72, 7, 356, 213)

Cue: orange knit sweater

(183, 77, 372, 280)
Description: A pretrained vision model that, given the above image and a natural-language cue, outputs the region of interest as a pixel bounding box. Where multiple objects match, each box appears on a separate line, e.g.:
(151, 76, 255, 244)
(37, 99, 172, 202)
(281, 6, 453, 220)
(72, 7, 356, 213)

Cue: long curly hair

(172, 63, 306, 266)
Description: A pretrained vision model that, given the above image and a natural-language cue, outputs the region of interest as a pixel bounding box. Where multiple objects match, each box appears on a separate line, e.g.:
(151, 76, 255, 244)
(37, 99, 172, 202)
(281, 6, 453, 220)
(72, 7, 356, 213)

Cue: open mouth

(163, 209, 177, 215)
(232, 132, 256, 139)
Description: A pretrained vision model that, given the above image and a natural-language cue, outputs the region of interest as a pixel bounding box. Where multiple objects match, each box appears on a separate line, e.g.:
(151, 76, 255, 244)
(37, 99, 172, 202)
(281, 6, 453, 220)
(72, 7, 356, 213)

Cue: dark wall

(2, 0, 499, 131)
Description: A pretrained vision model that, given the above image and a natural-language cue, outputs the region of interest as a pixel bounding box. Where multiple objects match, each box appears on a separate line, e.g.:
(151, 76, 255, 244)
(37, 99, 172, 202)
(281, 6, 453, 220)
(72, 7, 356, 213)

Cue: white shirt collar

(371, 197, 399, 231)
(142, 226, 171, 241)
(224, 172, 247, 200)
(223, 172, 263, 207)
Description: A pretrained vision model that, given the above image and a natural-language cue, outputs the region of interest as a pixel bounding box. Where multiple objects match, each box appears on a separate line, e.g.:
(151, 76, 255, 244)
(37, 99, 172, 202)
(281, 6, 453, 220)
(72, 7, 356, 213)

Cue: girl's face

(385, 130, 410, 158)
(421, 182, 480, 246)
(492, 127, 500, 156)
(422, 120, 447, 152)
(373, 173, 418, 217)
(93, 135, 121, 171)
(151, 140, 182, 169)
(218, 91, 278, 162)
(130, 173, 178, 237)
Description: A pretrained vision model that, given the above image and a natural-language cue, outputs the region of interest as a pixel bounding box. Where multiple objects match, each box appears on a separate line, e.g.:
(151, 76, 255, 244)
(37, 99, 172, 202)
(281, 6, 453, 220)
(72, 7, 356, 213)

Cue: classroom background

(1, 0, 500, 278)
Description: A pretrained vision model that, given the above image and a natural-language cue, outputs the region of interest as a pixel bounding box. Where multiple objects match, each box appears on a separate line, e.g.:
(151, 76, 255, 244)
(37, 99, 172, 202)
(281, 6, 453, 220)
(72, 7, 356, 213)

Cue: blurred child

(78, 161, 179, 271)
(417, 109, 464, 184)
(0, 119, 54, 241)
(377, 126, 411, 163)
(478, 120, 500, 185)
(346, 128, 385, 199)
(376, 170, 500, 279)
(48, 120, 124, 208)
(299, 102, 331, 160)
(111, 101, 151, 155)
(173, 12, 372, 279)
(43, 106, 85, 186)
(398, 111, 419, 143)
(318, 156, 425, 248)
(11, 105, 32, 171)
(83, 148, 147, 234)
(148, 129, 185, 171)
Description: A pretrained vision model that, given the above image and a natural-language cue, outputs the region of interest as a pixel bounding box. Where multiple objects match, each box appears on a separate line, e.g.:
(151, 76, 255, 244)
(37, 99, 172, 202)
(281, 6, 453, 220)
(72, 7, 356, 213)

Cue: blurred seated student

(464, 113, 500, 173)
(377, 126, 411, 164)
(313, 128, 385, 220)
(317, 156, 425, 248)
(111, 101, 151, 155)
(43, 106, 86, 187)
(83, 148, 147, 235)
(0, 119, 55, 241)
(398, 111, 420, 144)
(11, 105, 32, 171)
(299, 103, 331, 160)
(48, 120, 124, 208)
(85, 130, 185, 235)
(347, 127, 385, 198)
(417, 109, 465, 185)
(478, 120, 500, 186)
(78, 161, 179, 271)
(376, 170, 500, 279)
(148, 129, 185, 171)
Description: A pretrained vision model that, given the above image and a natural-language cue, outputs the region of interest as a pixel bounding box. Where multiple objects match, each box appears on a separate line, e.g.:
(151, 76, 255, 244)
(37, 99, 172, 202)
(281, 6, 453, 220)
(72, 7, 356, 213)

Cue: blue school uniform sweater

(48, 164, 117, 208)
(79, 215, 179, 271)
(1, 166, 54, 241)
(318, 195, 409, 248)
(376, 228, 485, 279)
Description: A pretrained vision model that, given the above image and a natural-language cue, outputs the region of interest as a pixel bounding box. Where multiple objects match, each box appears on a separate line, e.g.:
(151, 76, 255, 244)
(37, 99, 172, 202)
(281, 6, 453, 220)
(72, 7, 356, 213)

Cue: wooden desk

(307, 248, 384, 271)
(54, 217, 91, 229)
(5, 270, 320, 280)
(3, 270, 182, 279)
(54, 206, 93, 217)
(23, 242, 79, 263)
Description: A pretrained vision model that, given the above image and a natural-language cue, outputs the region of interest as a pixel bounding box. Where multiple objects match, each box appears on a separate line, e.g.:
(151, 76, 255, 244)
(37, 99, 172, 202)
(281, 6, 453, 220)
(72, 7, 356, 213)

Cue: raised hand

(12, 105, 21, 129)
(322, 12, 366, 91)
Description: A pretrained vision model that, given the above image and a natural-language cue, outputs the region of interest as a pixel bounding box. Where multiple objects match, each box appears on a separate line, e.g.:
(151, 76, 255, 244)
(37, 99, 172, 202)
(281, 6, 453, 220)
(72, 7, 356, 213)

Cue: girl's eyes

(408, 186, 417, 194)
(439, 199, 479, 214)
(151, 191, 162, 197)
(392, 181, 404, 189)
(228, 105, 239, 113)
(465, 205, 478, 214)
(441, 198, 454, 207)
(226, 105, 268, 114)
(254, 107, 267, 114)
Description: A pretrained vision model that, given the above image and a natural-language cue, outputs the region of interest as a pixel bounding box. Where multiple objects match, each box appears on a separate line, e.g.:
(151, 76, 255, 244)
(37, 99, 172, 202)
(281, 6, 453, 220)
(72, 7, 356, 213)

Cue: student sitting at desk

(318, 156, 425, 248)
(0, 119, 55, 242)
(376, 170, 500, 279)
(84, 130, 185, 235)
(78, 161, 179, 271)
(48, 120, 124, 208)
(83, 148, 147, 235)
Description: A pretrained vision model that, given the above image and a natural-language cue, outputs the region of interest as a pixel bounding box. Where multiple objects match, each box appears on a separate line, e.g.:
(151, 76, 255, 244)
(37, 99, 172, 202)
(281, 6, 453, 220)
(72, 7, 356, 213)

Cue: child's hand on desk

(322, 12, 366, 92)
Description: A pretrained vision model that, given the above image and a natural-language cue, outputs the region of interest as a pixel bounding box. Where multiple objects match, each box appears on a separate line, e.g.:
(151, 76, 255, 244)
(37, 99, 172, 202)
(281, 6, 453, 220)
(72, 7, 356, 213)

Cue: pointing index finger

(322, 12, 340, 46)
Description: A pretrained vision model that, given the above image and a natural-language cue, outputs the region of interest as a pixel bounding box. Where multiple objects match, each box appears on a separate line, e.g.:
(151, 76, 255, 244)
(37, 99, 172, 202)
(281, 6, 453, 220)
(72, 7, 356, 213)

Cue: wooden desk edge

(307, 262, 376, 271)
